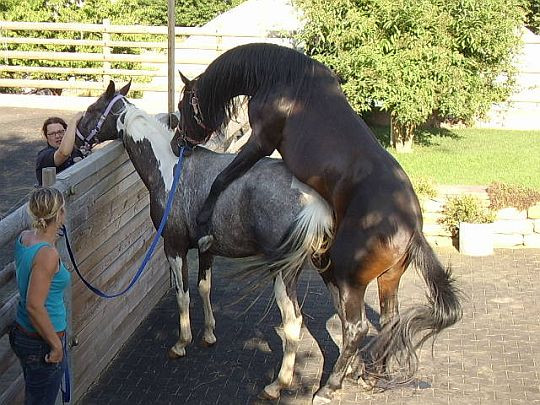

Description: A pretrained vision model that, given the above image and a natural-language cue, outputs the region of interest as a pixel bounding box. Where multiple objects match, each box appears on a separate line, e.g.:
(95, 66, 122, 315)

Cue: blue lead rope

(60, 147, 186, 402)
(61, 333, 70, 403)
(63, 146, 186, 298)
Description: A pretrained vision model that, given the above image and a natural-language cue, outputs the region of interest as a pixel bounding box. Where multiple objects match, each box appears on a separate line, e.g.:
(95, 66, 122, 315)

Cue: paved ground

(3, 106, 539, 404)
(79, 248, 540, 405)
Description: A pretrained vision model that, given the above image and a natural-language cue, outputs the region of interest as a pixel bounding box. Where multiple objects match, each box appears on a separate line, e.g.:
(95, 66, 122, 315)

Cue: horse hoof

(313, 386, 334, 405)
(198, 235, 214, 252)
(167, 348, 185, 359)
(258, 388, 279, 401)
(199, 339, 216, 348)
(357, 376, 375, 391)
(312, 394, 332, 405)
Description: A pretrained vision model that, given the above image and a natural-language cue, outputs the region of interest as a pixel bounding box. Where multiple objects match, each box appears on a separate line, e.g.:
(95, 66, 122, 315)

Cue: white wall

(476, 28, 540, 130)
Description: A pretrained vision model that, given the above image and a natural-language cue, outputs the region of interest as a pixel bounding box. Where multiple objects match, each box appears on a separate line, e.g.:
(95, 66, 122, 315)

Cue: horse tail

(369, 232, 463, 382)
(232, 192, 334, 291)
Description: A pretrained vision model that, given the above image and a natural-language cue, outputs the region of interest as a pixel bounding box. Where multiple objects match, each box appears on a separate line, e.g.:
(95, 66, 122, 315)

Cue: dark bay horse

(172, 43, 462, 403)
(76, 81, 336, 399)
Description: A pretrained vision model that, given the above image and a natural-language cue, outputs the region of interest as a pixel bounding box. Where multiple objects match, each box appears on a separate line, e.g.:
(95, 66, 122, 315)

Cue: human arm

(54, 111, 83, 166)
(26, 246, 63, 363)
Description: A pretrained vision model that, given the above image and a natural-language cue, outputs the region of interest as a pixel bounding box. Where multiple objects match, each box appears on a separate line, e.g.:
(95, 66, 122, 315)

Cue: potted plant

(439, 195, 496, 256)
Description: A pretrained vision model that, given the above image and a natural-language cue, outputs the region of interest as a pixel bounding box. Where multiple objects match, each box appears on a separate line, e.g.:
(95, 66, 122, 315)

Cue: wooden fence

(0, 141, 170, 403)
(0, 20, 288, 94)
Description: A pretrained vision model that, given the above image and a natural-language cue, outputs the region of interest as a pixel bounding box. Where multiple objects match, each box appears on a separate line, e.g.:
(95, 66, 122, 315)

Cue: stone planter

(459, 222, 494, 256)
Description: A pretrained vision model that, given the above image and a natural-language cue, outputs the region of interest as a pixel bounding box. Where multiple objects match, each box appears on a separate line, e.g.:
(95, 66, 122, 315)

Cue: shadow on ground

(371, 125, 462, 148)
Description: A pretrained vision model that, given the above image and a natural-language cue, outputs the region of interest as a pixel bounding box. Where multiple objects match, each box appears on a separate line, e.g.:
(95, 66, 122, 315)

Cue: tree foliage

(296, 0, 525, 152)
(525, 0, 540, 33)
(0, 0, 243, 26)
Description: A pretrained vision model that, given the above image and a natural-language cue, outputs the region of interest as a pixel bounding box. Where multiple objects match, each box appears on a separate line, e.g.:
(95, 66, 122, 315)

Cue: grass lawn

(371, 126, 540, 190)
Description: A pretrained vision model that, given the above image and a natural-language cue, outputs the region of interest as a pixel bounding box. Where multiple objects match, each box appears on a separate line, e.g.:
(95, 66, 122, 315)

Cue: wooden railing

(0, 20, 289, 93)
(0, 143, 170, 404)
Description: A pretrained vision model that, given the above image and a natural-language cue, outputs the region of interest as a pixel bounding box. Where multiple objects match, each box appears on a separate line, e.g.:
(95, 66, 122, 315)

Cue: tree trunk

(390, 114, 415, 153)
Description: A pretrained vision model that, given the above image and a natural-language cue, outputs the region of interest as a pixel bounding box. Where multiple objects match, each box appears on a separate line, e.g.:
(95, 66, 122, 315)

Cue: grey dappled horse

(77, 82, 333, 399)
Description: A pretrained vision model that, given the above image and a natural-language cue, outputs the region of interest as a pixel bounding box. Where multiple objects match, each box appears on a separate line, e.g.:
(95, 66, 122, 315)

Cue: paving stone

(78, 248, 540, 404)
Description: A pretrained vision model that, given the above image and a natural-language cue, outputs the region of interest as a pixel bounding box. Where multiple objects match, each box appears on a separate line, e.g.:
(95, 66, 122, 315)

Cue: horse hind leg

(260, 272, 302, 400)
(197, 252, 216, 347)
(314, 280, 369, 404)
(167, 253, 193, 358)
(346, 263, 406, 383)
(377, 262, 406, 329)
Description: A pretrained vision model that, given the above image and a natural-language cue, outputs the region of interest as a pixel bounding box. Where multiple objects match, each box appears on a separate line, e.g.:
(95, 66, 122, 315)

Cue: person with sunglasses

(35, 114, 84, 185)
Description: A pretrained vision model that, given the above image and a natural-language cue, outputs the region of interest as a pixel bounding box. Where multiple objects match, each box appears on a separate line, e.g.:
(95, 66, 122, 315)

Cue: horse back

(186, 150, 308, 258)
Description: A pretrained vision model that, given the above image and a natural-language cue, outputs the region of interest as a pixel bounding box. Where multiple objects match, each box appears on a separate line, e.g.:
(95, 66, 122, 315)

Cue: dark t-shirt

(35, 145, 84, 185)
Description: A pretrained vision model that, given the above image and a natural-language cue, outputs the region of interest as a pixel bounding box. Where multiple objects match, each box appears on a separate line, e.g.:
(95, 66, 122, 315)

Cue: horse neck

(119, 108, 179, 195)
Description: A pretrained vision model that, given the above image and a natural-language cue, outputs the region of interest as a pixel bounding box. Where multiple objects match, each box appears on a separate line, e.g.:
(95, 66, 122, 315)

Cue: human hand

(45, 346, 63, 364)
(68, 111, 84, 127)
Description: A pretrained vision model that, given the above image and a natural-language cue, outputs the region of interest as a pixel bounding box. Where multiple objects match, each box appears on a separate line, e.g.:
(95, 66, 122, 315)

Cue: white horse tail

(233, 189, 334, 291)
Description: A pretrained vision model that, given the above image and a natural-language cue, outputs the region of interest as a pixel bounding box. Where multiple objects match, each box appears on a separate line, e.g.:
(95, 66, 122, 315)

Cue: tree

(525, 0, 540, 33)
(296, 0, 525, 152)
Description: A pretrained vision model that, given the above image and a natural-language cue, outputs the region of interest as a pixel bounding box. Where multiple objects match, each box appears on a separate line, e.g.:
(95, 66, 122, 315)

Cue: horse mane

(119, 104, 173, 143)
(197, 43, 336, 130)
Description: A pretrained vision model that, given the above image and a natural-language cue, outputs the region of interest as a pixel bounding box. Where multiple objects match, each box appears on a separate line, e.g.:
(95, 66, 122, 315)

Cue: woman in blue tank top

(9, 187, 71, 405)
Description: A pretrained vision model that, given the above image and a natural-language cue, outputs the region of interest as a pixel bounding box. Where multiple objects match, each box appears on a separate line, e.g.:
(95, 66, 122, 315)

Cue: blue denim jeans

(9, 325, 66, 405)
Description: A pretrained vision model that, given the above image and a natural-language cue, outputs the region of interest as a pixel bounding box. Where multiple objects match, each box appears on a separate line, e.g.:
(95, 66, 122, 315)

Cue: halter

(76, 93, 126, 155)
(188, 90, 213, 138)
(190, 92, 205, 128)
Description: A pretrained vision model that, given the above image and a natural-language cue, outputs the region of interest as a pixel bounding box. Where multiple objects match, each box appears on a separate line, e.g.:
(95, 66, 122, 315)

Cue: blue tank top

(15, 236, 71, 332)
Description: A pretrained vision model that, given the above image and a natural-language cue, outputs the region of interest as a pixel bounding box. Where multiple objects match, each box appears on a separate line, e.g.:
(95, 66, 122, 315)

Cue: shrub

(439, 195, 496, 237)
(411, 176, 437, 199)
(487, 182, 540, 211)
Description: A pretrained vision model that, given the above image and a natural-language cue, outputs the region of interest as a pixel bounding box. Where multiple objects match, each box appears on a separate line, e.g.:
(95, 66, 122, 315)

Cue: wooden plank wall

(0, 20, 288, 92)
(0, 140, 169, 403)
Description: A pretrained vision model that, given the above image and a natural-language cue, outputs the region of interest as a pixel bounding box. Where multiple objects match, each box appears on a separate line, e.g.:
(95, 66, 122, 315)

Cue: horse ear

(168, 112, 179, 129)
(119, 80, 131, 96)
(178, 70, 192, 90)
(105, 80, 116, 98)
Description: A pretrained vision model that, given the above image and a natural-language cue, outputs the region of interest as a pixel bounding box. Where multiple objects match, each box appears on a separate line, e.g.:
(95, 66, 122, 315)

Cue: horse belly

(208, 170, 304, 259)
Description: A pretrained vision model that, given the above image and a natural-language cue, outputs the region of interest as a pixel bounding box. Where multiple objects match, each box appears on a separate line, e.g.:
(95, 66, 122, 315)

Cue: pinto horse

(76, 81, 336, 399)
(172, 43, 462, 403)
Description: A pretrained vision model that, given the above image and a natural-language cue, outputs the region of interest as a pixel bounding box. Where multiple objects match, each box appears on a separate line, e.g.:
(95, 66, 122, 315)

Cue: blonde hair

(27, 187, 65, 231)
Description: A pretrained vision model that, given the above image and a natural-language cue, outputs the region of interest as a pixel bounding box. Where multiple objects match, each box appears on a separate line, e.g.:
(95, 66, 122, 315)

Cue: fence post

(42, 165, 76, 404)
(103, 19, 111, 88)
(41, 167, 56, 187)
(216, 32, 223, 52)
(41, 166, 66, 405)
(167, 0, 175, 116)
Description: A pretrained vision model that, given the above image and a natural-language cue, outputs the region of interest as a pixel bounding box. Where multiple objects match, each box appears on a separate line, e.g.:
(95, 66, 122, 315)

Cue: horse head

(171, 71, 214, 157)
(76, 80, 131, 154)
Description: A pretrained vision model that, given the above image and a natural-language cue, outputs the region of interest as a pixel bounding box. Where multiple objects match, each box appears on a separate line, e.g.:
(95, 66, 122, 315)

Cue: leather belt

(15, 323, 65, 339)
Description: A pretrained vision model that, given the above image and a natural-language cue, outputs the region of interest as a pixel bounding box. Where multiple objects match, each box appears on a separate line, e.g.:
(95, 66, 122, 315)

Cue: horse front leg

(197, 252, 216, 347)
(261, 272, 302, 400)
(197, 139, 269, 252)
(166, 252, 192, 358)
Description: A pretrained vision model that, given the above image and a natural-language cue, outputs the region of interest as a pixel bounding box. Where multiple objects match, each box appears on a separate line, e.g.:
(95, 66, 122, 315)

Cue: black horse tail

(230, 192, 334, 293)
(368, 232, 463, 382)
